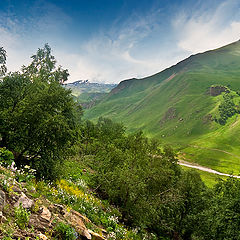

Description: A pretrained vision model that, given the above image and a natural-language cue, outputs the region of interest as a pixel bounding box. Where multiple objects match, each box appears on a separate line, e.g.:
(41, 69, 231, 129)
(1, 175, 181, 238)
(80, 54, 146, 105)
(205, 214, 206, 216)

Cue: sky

(0, 0, 240, 83)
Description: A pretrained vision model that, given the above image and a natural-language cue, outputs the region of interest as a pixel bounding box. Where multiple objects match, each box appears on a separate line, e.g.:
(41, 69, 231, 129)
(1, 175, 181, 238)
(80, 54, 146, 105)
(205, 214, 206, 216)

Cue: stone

(0, 211, 7, 223)
(40, 206, 51, 222)
(66, 210, 91, 239)
(14, 192, 34, 209)
(0, 190, 6, 211)
(29, 214, 51, 231)
(88, 229, 106, 240)
(12, 186, 22, 194)
(70, 209, 91, 224)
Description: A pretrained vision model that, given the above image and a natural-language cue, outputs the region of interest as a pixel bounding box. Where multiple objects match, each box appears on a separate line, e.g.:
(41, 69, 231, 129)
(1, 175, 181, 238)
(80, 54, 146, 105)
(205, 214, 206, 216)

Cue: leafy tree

(196, 178, 240, 239)
(216, 93, 237, 125)
(0, 44, 81, 180)
(0, 47, 7, 76)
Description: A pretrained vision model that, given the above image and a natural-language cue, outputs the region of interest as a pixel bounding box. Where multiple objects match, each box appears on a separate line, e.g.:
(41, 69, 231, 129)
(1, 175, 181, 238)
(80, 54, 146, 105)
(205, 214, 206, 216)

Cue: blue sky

(0, 0, 240, 83)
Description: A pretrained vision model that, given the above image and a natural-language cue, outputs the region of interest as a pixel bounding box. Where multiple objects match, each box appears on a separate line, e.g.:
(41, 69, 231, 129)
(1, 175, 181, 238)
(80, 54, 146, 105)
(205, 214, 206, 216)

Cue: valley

(84, 40, 240, 175)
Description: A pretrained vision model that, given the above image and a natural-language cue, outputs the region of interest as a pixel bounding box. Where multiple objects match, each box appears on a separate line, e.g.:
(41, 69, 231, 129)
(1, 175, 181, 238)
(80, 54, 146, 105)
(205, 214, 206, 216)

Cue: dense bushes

(215, 92, 239, 125)
(78, 118, 208, 239)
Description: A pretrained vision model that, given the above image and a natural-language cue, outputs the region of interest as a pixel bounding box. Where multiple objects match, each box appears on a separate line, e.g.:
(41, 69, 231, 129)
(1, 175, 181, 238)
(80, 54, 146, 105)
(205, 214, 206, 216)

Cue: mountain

(84, 40, 240, 174)
(63, 80, 117, 105)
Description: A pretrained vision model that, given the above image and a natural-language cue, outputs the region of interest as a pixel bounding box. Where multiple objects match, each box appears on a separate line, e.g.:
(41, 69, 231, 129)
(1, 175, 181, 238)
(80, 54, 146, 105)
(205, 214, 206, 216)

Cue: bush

(0, 147, 14, 167)
(15, 203, 31, 230)
(54, 222, 78, 240)
(215, 93, 237, 125)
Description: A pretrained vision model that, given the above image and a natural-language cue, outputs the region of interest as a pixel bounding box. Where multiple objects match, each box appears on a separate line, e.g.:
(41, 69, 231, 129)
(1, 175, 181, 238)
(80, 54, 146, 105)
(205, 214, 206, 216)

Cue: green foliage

(0, 44, 82, 180)
(78, 118, 207, 239)
(0, 147, 14, 167)
(0, 46, 7, 76)
(16, 165, 36, 183)
(54, 222, 77, 240)
(215, 92, 238, 125)
(195, 177, 240, 239)
(15, 203, 31, 230)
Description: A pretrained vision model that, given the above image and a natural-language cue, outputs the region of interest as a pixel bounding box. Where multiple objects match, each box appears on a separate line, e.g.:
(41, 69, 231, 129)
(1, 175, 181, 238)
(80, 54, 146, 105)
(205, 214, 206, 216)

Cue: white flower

(10, 162, 17, 171)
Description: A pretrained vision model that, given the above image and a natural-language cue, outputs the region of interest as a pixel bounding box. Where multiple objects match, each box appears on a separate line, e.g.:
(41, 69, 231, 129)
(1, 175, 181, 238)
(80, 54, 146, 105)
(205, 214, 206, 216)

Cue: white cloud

(1, 0, 240, 84)
(173, 0, 240, 53)
(62, 9, 180, 83)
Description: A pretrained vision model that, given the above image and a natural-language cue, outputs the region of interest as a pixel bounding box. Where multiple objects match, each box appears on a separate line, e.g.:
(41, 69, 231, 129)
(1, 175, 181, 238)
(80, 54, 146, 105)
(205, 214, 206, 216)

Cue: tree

(0, 47, 7, 77)
(0, 44, 81, 180)
(196, 178, 240, 239)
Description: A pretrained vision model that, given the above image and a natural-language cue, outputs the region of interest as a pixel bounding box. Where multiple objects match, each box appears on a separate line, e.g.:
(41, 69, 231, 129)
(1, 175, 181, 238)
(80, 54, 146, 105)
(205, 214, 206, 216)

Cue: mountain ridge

(84, 40, 240, 174)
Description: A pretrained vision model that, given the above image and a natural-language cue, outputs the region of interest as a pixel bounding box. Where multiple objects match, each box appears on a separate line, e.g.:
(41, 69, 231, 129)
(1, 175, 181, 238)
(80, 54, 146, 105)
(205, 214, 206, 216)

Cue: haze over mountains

(84, 40, 240, 174)
(64, 80, 117, 105)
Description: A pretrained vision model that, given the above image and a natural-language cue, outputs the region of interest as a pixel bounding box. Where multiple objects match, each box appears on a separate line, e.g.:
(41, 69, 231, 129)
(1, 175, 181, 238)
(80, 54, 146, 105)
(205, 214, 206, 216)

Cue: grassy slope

(84, 41, 240, 174)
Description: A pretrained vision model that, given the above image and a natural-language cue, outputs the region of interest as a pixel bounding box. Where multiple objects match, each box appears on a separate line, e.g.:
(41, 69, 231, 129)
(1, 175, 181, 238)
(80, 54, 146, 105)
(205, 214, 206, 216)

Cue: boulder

(14, 192, 34, 209)
(66, 209, 91, 239)
(12, 185, 22, 194)
(40, 206, 51, 222)
(29, 214, 51, 231)
(0, 190, 6, 211)
(0, 211, 7, 223)
(88, 229, 106, 240)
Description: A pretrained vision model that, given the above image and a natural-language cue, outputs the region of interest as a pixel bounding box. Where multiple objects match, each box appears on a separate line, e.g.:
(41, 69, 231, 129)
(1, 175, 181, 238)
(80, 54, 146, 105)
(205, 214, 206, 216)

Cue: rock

(0, 211, 7, 223)
(0, 190, 6, 211)
(40, 206, 51, 222)
(50, 203, 66, 215)
(29, 214, 51, 231)
(209, 85, 229, 96)
(14, 192, 34, 209)
(88, 229, 106, 240)
(66, 210, 91, 239)
(12, 185, 22, 194)
(70, 209, 91, 224)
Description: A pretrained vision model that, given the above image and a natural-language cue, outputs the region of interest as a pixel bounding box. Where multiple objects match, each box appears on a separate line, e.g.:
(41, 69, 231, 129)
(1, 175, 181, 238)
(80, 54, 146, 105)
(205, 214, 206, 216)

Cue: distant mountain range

(84, 40, 240, 174)
(63, 80, 117, 106)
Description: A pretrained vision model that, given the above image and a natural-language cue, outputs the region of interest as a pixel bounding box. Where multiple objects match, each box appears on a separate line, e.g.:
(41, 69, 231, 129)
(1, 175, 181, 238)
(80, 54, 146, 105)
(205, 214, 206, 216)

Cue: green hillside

(84, 40, 240, 174)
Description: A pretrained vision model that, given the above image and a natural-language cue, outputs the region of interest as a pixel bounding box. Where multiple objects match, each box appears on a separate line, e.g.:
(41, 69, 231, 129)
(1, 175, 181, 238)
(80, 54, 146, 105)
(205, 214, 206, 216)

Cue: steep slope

(84, 40, 240, 174)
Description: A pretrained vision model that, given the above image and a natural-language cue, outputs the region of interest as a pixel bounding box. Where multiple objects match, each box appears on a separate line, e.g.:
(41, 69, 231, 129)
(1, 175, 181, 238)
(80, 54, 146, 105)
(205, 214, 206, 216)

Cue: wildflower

(10, 161, 17, 171)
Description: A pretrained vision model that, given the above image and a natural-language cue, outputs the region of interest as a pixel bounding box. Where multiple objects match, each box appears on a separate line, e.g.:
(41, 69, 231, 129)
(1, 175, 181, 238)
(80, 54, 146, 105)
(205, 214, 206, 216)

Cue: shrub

(54, 222, 78, 240)
(0, 147, 14, 167)
(15, 203, 31, 229)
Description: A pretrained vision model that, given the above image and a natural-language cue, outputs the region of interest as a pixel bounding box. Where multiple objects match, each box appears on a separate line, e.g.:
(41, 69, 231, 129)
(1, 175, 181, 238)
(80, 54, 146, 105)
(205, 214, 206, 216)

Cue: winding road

(178, 160, 240, 179)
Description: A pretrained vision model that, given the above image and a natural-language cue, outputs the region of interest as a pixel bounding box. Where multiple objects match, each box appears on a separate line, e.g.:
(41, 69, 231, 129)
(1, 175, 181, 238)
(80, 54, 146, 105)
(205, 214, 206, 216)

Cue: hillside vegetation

(84, 40, 240, 174)
(2, 44, 240, 240)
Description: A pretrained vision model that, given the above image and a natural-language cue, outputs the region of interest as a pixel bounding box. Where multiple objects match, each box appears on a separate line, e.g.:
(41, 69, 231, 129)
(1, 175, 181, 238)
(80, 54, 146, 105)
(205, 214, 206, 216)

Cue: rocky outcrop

(14, 192, 34, 209)
(0, 190, 6, 211)
(0, 167, 107, 240)
(160, 107, 177, 125)
(209, 85, 229, 96)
